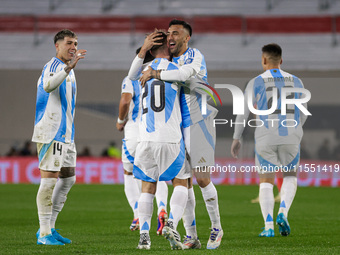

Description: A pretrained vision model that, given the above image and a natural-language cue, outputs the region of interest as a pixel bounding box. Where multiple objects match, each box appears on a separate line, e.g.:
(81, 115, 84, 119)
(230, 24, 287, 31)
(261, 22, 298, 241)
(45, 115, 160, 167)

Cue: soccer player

(116, 49, 168, 233)
(133, 32, 191, 250)
(130, 19, 222, 249)
(231, 43, 308, 237)
(32, 29, 86, 245)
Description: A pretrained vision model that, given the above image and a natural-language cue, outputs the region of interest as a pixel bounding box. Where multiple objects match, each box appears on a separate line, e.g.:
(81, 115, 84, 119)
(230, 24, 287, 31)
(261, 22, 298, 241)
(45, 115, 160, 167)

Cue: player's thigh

(133, 141, 158, 182)
(37, 140, 72, 172)
(62, 143, 76, 168)
(121, 138, 138, 173)
(184, 118, 215, 169)
(157, 141, 191, 182)
(255, 144, 281, 175)
(278, 144, 300, 175)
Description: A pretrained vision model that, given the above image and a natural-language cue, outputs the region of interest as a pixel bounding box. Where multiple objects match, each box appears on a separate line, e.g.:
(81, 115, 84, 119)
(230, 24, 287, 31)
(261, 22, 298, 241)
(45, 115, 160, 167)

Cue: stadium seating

(1, 0, 340, 16)
(1, 0, 340, 70)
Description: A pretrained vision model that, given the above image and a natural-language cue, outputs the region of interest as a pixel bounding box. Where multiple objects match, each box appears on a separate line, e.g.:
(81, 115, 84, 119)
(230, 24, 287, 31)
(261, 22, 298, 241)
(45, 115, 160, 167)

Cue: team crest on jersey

(49, 73, 54, 76)
(67, 78, 71, 82)
(185, 58, 193, 64)
(54, 159, 60, 167)
(154, 59, 159, 64)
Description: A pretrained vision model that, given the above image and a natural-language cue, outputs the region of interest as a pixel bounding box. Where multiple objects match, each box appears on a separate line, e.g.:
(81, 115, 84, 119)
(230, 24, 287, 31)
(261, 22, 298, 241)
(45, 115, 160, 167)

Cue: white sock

(36, 178, 57, 237)
(138, 193, 154, 234)
(50, 176, 76, 229)
(168, 185, 188, 230)
(200, 182, 221, 229)
(124, 174, 141, 219)
(259, 182, 274, 230)
(278, 176, 297, 218)
(156, 181, 168, 215)
(182, 187, 197, 238)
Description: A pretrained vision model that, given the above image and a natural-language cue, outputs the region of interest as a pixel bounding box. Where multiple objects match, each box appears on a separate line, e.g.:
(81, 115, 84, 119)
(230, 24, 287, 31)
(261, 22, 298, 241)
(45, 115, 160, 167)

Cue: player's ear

(280, 59, 283, 65)
(149, 50, 155, 57)
(55, 42, 59, 52)
(185, 35, 191, 44)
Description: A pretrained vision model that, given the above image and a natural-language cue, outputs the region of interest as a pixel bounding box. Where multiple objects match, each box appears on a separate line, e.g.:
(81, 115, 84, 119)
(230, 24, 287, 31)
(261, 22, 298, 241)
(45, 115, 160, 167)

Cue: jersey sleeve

(42, 62, 68, 93)
(294, 76, 308, 126)
(128, 55, 144, 80)
(233, 79, 255, 140)
(160, 49, 204, 82)
(121, 77, 135, 95)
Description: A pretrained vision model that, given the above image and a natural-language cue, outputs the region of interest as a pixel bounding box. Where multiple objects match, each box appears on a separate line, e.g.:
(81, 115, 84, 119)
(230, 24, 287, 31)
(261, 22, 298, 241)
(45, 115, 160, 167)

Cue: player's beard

(171, 40, 185, 57)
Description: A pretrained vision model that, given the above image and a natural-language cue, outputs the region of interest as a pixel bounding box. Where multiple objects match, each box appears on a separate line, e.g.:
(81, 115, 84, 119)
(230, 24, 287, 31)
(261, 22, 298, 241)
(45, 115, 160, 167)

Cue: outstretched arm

(128, 31, 163, 80)
(44, 49, 86, 93)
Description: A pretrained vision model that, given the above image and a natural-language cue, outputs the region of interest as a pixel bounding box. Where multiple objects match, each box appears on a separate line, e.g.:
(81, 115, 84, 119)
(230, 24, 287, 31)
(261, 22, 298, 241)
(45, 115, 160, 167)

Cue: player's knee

(141, 181, 157, 194)
(196, 178, 210, 188)
(124, 170, 133, 175)
(172, 178, 188, 188)
(59, 167, 75, 178)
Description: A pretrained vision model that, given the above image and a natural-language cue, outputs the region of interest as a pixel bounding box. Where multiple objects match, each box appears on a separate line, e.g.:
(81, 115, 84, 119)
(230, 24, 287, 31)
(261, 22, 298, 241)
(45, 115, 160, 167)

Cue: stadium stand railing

(1, 15, 340, 46)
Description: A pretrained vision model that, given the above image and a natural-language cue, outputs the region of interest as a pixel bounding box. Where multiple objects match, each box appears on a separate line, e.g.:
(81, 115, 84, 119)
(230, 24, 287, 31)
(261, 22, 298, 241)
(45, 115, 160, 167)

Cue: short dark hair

(54, 29, 77, 44)
(169, 19, 192, 36)
(150, 31, 167, 53)
(262, 43, 282, 62)
(135, 47, 155, 64)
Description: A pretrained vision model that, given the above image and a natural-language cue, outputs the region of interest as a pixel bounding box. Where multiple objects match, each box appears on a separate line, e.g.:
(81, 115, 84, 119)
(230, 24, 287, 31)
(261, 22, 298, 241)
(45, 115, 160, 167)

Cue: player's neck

(56, 54, 69, 64)
(155, 53, 170, 60)
(174, 46, 188, 58)
(155, 48, 170, 60)
(264, 64, 280, 71)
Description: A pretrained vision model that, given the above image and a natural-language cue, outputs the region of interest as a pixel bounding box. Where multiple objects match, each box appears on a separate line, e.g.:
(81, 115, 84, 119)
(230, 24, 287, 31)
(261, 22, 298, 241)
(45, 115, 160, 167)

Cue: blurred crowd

(3, 140, 122, 159)
(3, 139, 340, 161)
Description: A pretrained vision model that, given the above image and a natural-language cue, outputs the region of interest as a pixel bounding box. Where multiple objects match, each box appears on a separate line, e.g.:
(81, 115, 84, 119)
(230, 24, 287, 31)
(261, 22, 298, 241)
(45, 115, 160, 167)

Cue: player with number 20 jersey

(133, 58, 191, 183)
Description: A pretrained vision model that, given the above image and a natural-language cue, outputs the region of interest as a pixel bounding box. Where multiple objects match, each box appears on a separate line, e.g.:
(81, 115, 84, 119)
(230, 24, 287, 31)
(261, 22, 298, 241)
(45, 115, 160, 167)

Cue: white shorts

(121, 138, 138, 173)
(37, 140, 77, 171)
(183, 116, 216, 169)
(133, 140, 191, 182)
(255, 144, 300, 175)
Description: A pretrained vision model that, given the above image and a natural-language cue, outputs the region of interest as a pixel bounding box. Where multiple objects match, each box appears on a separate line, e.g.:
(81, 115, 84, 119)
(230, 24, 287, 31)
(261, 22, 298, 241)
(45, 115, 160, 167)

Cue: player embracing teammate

(128, 19, 223, 250)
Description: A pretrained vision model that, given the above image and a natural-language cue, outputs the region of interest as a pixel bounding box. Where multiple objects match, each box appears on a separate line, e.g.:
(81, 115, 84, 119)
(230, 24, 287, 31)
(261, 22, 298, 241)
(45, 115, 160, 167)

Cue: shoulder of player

(43, 57, 66, 74)
(121, 76, 136, 93)
(150, 58, 173, 70)
(280, 70, 302, 83)
(186, 47, 204, 58)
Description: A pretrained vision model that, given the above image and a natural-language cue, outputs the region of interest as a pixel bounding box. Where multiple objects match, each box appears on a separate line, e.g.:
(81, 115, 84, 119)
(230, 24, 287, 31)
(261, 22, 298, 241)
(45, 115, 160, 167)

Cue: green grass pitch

(0, 184, 339, 254)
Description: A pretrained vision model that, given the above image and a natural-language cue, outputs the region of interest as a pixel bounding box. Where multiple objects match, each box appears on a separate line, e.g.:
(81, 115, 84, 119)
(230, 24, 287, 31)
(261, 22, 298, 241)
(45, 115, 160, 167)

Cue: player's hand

(116, 121, 126, 131)
(65, 49, 87, 73)
(140, 66, 153, 87)
(231, 139, 241, 158)
(139, 31, 163, 58)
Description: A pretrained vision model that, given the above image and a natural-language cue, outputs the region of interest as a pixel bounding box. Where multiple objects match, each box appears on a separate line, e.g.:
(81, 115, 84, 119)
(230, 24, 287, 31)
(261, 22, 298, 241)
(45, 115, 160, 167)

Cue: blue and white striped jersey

(172, 48, 217, 127)
(172, 47, 208, 82)
(121, 76, 141, 139)
(139, 58, 182, 143)
(236, 68, 306, 145)
(32, 57, 76, 144)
